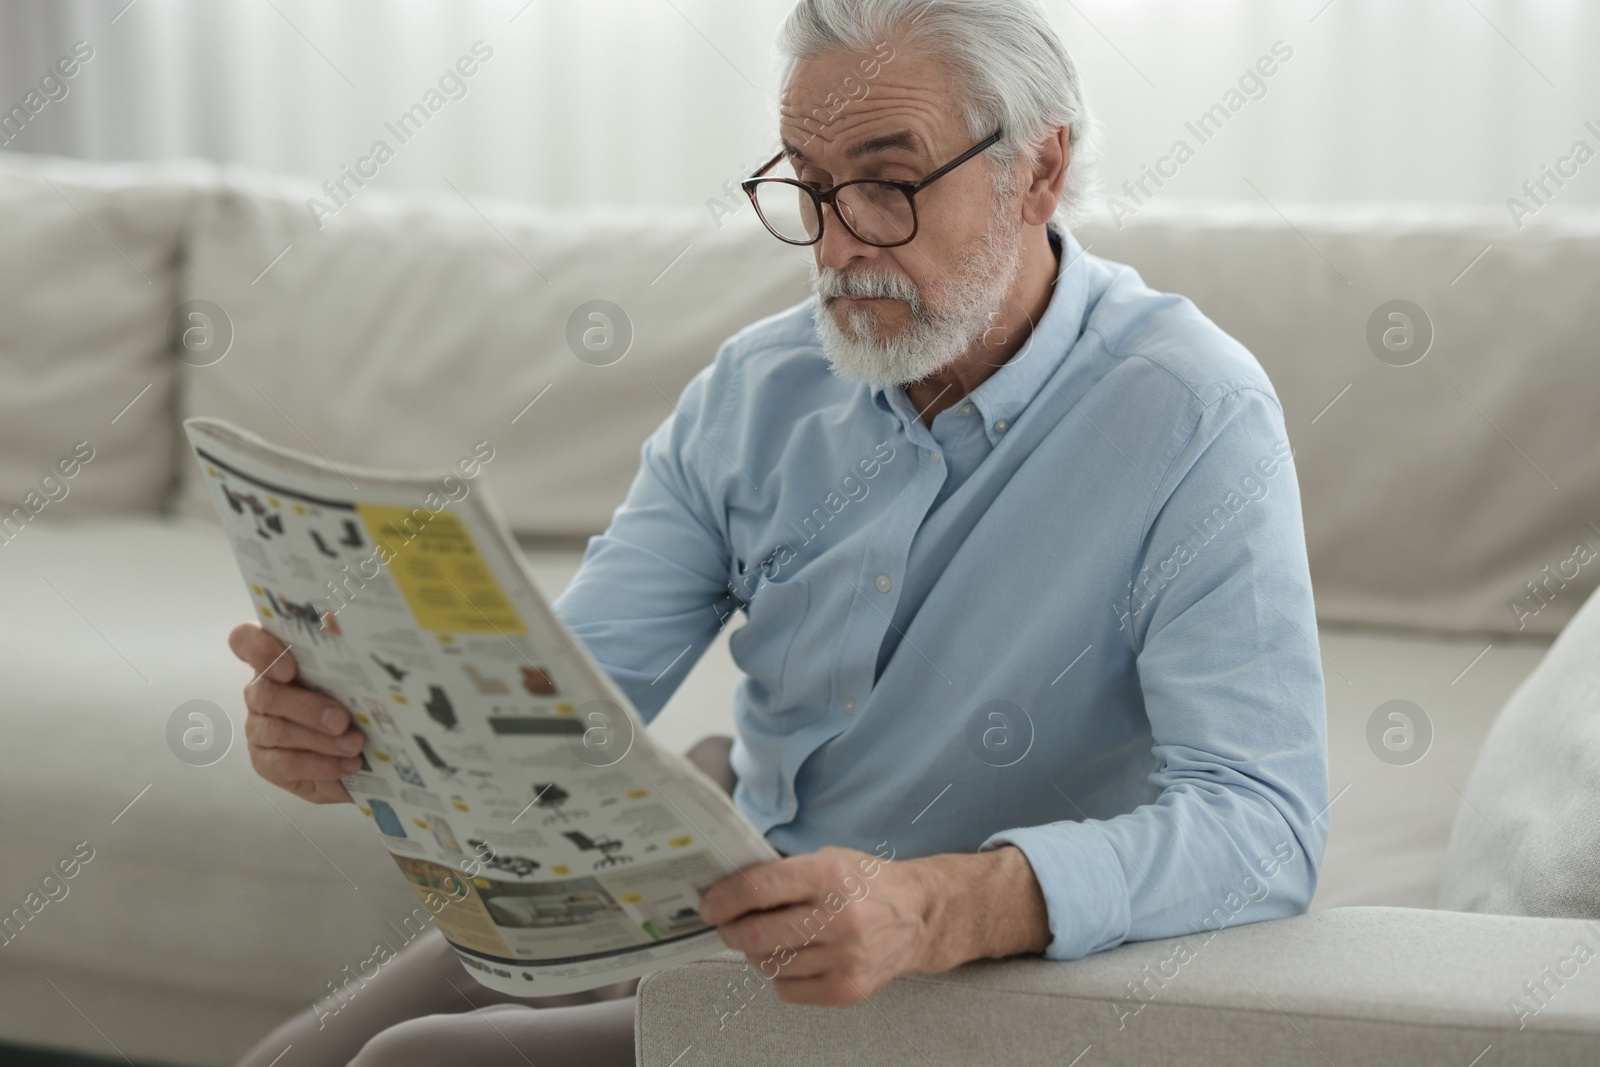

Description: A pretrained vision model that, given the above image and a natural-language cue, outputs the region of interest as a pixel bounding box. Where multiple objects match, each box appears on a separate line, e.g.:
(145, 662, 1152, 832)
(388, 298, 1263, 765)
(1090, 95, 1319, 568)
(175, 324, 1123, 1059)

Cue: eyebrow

(781, 129, 928, 168)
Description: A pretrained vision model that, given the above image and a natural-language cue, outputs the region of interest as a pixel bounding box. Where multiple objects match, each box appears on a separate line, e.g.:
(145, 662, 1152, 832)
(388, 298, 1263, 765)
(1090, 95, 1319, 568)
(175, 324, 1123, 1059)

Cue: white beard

(809, 196, 1026, 389)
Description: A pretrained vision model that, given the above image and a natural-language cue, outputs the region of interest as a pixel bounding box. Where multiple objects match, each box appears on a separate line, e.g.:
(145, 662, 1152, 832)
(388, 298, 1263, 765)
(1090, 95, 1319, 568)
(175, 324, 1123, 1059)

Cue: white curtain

(2, 0, 1596, 219)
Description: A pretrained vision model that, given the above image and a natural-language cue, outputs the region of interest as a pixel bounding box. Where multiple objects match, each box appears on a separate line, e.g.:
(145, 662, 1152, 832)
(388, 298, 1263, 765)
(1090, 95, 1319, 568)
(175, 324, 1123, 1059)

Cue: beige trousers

(235, 737, 736, 1067)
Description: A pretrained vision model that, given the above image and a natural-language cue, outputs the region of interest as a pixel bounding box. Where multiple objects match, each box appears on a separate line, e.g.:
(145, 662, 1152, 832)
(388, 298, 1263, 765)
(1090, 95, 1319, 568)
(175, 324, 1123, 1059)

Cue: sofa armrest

(637, 906, 1600, 1066)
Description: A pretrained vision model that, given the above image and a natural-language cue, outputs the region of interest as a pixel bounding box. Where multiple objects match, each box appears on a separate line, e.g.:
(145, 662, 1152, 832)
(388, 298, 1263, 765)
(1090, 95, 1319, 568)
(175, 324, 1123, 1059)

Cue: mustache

(815, 267, 925, 315)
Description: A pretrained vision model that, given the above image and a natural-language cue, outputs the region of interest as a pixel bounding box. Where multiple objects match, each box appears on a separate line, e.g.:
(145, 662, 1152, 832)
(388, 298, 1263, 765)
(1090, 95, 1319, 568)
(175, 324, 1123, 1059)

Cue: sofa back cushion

(1082, 203, 1600, 637)
(1437, 580, 1600, 917)
(0, 155, 207, 525)
(173, 167, 812, 536)
(172, 173, 1600, 638)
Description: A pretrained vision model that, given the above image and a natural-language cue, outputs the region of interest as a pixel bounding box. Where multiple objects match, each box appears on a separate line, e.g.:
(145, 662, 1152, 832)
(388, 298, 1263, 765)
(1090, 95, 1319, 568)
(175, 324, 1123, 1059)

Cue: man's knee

(348, 1013, 478, 1067)
(685, 734, 735, 795)
(349, 998, 635, 1067)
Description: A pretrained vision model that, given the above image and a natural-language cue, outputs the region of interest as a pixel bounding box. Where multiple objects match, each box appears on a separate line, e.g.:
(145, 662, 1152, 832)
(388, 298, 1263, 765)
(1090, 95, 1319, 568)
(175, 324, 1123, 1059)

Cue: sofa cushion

(173, 166, 813, 536)
(1081, 202, 1600, 638)
(0, 155, 211, 522)
(1438, 582, 1600, 917)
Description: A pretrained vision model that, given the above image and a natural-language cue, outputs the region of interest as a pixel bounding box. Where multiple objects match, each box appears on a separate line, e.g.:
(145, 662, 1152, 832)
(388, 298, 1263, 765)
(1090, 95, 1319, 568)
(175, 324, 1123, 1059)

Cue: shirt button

(994, 418, 1010, 433)
(960, 403, 975, 415)
(931, 452, 943, 464)
(843, 696, 856, 713)
(874, 574, 892, 593)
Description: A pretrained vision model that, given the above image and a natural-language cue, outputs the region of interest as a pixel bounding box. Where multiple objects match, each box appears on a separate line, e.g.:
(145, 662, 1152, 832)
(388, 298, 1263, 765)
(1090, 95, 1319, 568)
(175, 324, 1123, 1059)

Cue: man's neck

(903, 225, 1061, 428)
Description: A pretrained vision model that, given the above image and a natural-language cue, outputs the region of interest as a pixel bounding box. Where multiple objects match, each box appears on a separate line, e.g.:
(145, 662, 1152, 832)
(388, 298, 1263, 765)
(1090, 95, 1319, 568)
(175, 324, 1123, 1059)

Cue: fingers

(702, 848, 869, 925)
(770, 972, 874, 1008)
(233, 620, 362, 805)
(250, 739, 363, 786)
(247, 675, 355, 737)
(246, 709, 366, 759)
(242, 681, 364, 789)
(228, 623, 298, 682)
(700, 858, 818, 925)
(715, 914, 877, 1004)
(718, 904, 887, 1006)
(718, 901, 866, 970)
(290, 780, 355, 806)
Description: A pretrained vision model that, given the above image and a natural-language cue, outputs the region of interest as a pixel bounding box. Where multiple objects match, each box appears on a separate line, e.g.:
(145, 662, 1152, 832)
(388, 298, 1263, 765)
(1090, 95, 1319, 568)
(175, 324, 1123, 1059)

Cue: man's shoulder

(1081, 254, 1280, 414)
(693, 296, 841, 409)
(663, 296, 845, 450)
(717, 296, 828, 372)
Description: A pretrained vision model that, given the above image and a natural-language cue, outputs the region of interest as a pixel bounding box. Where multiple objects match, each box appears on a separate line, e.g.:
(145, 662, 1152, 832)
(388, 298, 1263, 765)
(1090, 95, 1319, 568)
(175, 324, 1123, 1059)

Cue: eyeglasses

(741, 129, 1003, 248)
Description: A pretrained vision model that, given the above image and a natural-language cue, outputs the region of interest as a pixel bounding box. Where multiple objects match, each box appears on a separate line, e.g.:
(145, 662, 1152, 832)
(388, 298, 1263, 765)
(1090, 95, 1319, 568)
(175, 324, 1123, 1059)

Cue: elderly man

(232, 0, 1328, 1063)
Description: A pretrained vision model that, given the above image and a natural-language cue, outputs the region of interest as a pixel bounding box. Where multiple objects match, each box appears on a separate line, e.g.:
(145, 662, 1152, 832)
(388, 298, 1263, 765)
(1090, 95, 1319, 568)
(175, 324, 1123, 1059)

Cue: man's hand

(229, 623, 365, 804)
(698, 844, 1050, 1007)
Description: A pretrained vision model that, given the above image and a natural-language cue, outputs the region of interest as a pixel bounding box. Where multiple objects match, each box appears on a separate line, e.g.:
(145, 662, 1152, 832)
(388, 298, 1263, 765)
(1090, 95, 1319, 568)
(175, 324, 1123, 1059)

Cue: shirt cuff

(980, 819, 1132, 960)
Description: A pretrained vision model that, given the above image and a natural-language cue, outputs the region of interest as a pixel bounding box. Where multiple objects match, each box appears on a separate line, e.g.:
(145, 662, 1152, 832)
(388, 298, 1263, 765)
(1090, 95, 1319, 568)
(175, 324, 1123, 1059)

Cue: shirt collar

(869, 222, 1092, 443)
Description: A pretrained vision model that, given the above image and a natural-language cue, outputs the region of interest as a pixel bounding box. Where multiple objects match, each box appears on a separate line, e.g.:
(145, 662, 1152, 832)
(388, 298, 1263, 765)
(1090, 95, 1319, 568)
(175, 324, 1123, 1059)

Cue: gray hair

(775, 0, 1102, 226)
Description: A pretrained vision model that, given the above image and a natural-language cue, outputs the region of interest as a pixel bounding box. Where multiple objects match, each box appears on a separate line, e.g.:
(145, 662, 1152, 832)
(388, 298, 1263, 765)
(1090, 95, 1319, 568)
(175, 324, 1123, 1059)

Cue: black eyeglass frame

(741, 128, 1005, 248)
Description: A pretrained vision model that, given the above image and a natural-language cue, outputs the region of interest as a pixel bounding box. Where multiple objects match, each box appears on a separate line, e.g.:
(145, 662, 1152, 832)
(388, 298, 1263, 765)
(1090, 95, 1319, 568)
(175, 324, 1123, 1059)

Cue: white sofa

(1, 154, 1597, 1066)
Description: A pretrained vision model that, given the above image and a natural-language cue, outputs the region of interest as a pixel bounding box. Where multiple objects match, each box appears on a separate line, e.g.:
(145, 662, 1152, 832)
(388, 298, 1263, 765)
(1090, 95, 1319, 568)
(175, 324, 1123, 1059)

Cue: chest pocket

(728, 576, 811, 712)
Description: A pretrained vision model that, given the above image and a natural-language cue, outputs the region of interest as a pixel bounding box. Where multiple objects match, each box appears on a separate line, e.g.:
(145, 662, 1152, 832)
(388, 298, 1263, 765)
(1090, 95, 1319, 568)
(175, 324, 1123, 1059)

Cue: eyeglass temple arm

(743, 127, 1000, 189)
(748, 150, 787, 181)
(909, 129, 1004, 192)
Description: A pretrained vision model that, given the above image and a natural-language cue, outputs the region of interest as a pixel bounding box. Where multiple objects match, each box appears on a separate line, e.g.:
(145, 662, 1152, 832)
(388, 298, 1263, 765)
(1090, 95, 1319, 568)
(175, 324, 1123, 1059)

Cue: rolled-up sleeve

(980, 386, 1329, 960)
(551, 356, 738, 725)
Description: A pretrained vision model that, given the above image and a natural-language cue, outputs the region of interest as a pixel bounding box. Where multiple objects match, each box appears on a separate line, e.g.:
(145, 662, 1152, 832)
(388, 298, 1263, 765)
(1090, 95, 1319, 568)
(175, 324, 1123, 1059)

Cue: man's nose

(814, 202, 877, 272)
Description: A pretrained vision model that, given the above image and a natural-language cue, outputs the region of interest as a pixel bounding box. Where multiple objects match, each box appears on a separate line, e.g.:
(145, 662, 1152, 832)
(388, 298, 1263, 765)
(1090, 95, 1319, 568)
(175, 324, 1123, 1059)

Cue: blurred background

(3, 0, 1597, 212)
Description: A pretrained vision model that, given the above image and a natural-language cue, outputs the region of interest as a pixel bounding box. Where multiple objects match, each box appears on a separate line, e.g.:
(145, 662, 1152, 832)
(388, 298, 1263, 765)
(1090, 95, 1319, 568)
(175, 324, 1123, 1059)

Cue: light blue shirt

(553, 225, 1329, 961)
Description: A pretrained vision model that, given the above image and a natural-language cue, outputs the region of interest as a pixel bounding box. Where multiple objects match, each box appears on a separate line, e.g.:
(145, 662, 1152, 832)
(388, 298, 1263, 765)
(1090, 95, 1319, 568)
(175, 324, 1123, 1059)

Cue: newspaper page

(184, 417, 777, 996)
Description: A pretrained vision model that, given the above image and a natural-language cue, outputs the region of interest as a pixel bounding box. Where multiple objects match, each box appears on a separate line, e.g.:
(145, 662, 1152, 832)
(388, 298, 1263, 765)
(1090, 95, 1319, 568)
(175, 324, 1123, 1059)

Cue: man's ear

(1020, 125, 1070, 227)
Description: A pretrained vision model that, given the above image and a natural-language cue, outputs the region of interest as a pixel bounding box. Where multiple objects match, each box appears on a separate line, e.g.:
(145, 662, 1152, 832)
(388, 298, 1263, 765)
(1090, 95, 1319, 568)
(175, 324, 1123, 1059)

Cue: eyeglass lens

(752, 181, 915, 246)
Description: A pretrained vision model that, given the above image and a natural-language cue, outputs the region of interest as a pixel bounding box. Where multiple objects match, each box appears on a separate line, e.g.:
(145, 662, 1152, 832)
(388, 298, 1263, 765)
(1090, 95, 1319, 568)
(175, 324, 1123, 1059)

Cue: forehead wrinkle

(782, 128, 928, 167)
(780, 52, 952, 157)
(778, 97, 946, 170)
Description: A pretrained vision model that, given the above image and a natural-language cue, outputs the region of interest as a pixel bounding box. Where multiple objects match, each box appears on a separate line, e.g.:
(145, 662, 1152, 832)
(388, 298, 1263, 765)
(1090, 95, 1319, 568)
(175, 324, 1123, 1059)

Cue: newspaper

(184, 417, 777, 995)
